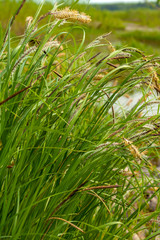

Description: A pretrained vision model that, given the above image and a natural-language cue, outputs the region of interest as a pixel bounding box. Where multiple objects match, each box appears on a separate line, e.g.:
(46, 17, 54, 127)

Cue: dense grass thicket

(0, 1, 160, 239)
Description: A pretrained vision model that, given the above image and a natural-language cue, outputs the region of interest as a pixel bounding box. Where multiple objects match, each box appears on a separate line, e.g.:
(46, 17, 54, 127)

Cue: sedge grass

(0, 2, 160, 240)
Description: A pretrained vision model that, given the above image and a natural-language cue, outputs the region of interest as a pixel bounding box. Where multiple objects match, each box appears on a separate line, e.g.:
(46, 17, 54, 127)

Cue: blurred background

(0, 0, 160, 56)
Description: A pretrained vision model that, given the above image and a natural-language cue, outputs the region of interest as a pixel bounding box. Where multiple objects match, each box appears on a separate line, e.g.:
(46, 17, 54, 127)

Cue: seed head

(123, 138, 144, 161)
(52, 7, 91, 24)
(147, 66, 160, 91)
(25, 16, 33, 29)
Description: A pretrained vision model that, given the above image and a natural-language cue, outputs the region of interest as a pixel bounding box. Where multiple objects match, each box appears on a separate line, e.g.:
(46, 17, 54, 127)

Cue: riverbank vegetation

(0, 1, 160, 239)
(1, 0, 160, 55)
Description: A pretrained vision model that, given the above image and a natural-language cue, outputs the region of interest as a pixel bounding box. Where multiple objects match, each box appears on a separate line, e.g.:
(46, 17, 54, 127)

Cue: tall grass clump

(0, 1, 160, 239)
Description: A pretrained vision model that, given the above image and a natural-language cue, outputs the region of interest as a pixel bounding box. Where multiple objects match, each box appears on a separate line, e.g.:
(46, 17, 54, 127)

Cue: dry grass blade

(87, 190, 111, 215)
(88, 52, 101, 62)
(37, 11, 52, 24)
(49, 181, 88, 216)
(0, 86, 30, 106)
(0, 72, 45, 106)
(41, 181, 88, 240)
(50, 70, 63, 78)
(48, 217, 85, 233)
(106, 62, 118, 68)
(81, 185, 122, 191)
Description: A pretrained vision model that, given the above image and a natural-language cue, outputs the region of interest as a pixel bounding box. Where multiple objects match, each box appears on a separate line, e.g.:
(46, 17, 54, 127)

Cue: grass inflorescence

(0, 1, 160, 239)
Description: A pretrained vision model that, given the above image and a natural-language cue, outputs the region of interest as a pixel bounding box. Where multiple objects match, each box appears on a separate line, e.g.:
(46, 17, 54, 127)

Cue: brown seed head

(52, 7, 91, 24)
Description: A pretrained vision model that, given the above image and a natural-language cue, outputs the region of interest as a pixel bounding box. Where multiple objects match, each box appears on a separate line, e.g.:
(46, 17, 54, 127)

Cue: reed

(0, 2, 160, 240)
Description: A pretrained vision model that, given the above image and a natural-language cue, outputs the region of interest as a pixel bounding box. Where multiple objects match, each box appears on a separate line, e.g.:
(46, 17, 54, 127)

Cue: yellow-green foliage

(116, 8, 160, 27)
(0, 0, 52, 35)
(1, 0, 160, 55)
(88, 8, 125, 31)
(1, 2, 160, 239)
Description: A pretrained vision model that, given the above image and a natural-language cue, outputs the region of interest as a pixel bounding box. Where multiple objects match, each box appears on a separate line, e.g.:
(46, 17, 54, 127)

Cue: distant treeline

(92, 3, 158, 11)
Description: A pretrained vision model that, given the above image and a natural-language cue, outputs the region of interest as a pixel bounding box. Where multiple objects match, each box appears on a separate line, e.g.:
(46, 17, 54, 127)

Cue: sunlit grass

(0, 1, 160, 239)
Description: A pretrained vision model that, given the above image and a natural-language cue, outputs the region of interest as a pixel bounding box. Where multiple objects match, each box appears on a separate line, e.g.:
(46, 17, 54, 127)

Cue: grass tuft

(0, 2, 160, 239)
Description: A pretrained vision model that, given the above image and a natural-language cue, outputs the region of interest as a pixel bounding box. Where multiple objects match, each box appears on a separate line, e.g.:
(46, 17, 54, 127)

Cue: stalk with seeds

(0, 2, 160, 240)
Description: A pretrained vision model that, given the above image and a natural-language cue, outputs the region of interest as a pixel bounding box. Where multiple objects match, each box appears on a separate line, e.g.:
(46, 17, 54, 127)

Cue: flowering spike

(52, 7, 91, 24)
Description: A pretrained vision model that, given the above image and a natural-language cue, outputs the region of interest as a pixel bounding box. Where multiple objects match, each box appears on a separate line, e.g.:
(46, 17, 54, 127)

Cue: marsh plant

(0, 1, 160, 239)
